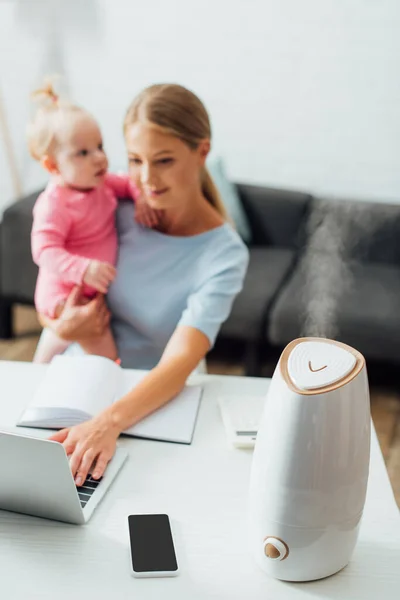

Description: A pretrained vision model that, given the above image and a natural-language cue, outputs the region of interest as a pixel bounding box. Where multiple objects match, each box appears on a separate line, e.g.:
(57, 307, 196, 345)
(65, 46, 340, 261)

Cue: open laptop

(0, 430, 128, 525)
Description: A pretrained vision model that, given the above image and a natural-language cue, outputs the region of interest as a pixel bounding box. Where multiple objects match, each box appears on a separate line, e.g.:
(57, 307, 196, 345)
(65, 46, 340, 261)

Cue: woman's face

(125, 122, 209, 210)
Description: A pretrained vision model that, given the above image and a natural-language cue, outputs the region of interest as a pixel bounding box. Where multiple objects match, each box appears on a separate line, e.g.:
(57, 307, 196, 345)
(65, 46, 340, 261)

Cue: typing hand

(83, 260, 116, 294)
(49, 414, 120, 485)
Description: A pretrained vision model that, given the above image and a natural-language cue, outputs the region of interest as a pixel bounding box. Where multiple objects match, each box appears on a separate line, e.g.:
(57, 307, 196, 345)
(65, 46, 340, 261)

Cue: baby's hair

(27, 80, 85, 161)
(31, 81, 60, 105)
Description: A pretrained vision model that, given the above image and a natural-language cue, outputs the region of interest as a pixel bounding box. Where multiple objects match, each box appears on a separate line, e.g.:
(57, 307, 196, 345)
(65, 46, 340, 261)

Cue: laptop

(0, 430, 128, 525)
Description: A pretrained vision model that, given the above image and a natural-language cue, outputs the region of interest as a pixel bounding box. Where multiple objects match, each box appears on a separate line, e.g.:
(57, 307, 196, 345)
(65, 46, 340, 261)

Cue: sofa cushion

(207, 157, 252, 242)
(219, 247, 295, 341)
(308, 196, 400, 266)
(267, 259, 400, 361)
(1, 191, 38, 303)
(349, 202, 400, 266)
(236, 183, 312, 249)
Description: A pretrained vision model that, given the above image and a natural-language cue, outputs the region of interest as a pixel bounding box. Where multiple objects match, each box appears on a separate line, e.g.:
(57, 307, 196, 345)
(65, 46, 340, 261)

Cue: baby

(28, 83, 156, 363)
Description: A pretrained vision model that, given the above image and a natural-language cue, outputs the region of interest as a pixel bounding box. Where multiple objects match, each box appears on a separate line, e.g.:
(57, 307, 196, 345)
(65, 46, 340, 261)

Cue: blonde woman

(42, 84, 249, 485)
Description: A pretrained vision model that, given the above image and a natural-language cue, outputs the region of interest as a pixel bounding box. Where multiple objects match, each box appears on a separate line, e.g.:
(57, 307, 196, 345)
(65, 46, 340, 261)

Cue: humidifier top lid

(287, 340, 357, 391)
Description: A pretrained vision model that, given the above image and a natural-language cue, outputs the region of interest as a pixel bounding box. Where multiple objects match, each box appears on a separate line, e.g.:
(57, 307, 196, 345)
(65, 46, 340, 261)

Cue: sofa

(1, 185, 400, 376)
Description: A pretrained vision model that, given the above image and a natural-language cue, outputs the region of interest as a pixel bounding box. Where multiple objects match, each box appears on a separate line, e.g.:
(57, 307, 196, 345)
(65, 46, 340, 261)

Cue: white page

(117, 370, 202, 444)
(27, 355, 121, 417)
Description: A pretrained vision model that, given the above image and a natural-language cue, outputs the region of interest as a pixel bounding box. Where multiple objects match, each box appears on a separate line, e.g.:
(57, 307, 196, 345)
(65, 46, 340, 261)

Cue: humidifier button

(263, 537, 289, 561)
(288, 341, 357, 390)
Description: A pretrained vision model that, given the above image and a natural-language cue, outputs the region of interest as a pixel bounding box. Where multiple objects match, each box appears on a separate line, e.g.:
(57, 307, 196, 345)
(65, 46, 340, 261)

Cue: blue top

(106, 201, 249, 369)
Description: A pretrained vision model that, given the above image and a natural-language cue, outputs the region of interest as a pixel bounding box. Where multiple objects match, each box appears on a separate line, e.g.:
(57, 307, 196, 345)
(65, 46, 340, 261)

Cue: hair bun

(31, 82, 59, 105)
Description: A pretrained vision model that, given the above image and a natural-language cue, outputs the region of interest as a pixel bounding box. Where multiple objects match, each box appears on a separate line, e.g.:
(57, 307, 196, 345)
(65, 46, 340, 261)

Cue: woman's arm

(107, 325, 210, 430)
(50, 238, 249, 485)
(50, 325, 210, 484)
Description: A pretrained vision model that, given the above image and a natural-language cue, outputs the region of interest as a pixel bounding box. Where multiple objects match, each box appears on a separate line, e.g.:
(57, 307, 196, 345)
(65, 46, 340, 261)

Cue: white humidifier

(248, 337, 371, 581)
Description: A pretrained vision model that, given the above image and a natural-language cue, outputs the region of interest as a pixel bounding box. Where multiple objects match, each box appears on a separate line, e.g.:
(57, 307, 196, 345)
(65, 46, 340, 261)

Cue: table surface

(0, 360, 399, 599)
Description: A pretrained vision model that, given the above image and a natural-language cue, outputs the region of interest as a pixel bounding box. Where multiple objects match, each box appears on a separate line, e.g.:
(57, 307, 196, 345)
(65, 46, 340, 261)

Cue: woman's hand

(49, 414, 120, 485)
(41, 286, 111, 341)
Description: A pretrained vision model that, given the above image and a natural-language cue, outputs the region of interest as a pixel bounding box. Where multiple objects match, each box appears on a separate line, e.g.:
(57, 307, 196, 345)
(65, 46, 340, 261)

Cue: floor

(2, 305, 400, 508)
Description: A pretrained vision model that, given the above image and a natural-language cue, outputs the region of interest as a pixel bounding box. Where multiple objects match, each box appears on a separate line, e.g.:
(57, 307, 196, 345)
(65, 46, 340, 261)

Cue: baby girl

(27, 82, 156, 363)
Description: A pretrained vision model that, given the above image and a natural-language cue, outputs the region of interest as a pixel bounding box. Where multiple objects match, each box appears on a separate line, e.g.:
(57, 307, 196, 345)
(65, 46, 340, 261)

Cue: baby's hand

(83, 260, 116, 294)
(135, 199, 163, 229)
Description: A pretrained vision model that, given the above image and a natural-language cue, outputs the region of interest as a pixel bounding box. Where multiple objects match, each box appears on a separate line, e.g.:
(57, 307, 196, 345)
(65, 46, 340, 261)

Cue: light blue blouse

(106, 201, 249, 369)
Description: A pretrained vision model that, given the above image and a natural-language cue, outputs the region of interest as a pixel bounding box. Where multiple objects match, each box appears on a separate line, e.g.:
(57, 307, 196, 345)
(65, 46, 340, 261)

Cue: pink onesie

(31, 173, 137, 317)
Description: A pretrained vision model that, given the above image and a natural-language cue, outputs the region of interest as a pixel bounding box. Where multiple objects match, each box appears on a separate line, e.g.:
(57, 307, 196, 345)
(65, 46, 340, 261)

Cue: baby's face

(54, 113, 108, 190)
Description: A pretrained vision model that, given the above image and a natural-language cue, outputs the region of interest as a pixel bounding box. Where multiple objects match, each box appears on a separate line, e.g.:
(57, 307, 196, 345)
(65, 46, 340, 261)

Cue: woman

(41, 83, 249, 485)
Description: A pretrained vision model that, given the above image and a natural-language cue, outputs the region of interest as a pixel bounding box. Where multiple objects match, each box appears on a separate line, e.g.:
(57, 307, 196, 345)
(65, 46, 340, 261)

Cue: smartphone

(128, 513, 179, 578)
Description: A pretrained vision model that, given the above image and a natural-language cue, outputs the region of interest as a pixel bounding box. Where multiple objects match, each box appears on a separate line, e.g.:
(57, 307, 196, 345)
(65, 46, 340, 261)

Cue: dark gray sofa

(1, 185, 399, 375)
(219, 184, 312, 374)
(268, 197, 400, 364)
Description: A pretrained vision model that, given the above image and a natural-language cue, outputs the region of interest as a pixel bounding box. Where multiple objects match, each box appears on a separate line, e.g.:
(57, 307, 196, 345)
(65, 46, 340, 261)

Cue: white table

(0, 360, 399, 599)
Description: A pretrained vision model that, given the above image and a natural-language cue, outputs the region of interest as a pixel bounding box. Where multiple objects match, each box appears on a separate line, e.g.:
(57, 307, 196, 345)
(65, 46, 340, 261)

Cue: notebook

(17, 355, 202, 445)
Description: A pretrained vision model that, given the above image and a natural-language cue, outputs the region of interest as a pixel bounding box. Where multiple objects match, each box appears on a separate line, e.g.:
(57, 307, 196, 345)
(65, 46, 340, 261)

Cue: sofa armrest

(0, 190, 43, 304)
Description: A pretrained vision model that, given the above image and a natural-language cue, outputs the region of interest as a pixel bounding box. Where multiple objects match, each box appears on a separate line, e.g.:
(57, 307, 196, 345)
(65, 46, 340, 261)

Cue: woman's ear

(41, 155, 59, 174)
(197, 139, 211, 166)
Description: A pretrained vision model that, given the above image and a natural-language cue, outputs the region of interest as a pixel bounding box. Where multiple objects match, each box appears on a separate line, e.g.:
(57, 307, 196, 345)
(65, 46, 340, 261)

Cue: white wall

(0, 0, 399, 213)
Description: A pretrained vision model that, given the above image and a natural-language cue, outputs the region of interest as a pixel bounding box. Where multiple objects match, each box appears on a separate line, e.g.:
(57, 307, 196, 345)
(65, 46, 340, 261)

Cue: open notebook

(18, 356, 203, 444)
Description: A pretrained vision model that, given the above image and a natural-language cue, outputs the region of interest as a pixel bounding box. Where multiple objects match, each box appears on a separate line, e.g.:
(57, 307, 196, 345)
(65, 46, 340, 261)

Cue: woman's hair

(27, 81, 85, 161)
(123, 84, 228, 220)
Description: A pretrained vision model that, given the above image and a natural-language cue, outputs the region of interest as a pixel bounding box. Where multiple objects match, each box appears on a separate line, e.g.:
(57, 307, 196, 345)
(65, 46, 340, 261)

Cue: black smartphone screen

(128, 514, 178, 573)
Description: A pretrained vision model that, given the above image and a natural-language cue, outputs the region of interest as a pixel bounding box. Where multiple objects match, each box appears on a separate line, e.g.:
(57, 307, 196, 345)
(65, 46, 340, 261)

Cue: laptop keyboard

(76, 474, 103, 508)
